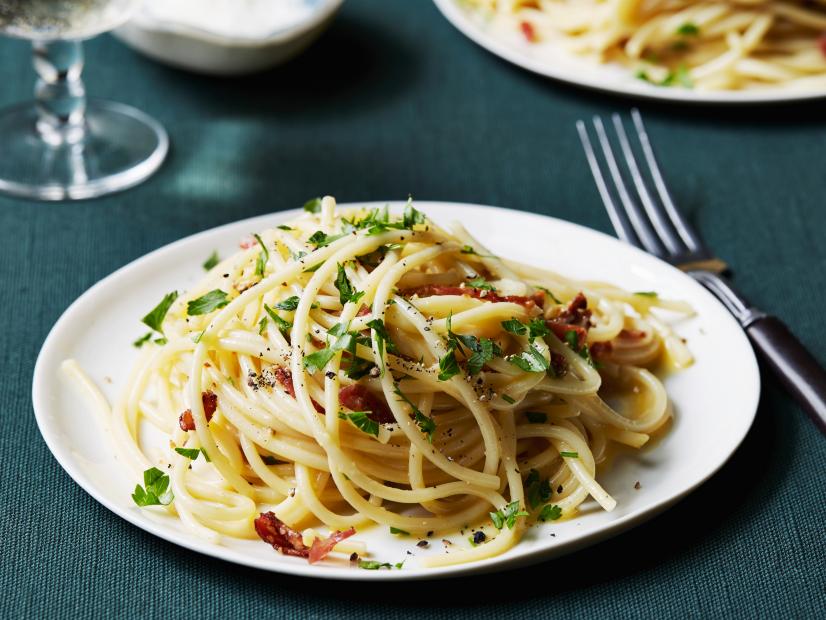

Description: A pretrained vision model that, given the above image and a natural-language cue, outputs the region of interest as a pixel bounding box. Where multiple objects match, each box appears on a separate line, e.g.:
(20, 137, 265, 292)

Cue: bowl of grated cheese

(114, 0, 344, 75)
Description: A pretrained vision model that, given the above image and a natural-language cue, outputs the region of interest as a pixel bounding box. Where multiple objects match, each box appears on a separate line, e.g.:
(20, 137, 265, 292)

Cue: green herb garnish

(174, 447, 209, 461)
(525, 469, 551, 510)
(676, 22, 699, 36)
(303, 323, 357, 374)
(634, 291, 658, 298)
(335, 263, 365, 306)
(508, 344, 549, 373)
(133, 332, 152, 348)
(303, 197, 322, 213)
(131, 467, 173, 507)
(393, 384, 435, 442)
(537, 286, 562, 305)
(202, 251, 220, 271)
(560, 451, 579, 458)
(539, 504, 562, 522)
(390, 527, 410, 536)
(187, 290, 229, 316)
(254, 234, 269, 277)
(489, 500, 529, 530)
(467, 277, 495, 291)
(338, 410, 379, 437)
(525, 411, 547, 424)
(501, 318, 527, 336)
(142, 291, 178, 334)
(501, 394, 516, 405)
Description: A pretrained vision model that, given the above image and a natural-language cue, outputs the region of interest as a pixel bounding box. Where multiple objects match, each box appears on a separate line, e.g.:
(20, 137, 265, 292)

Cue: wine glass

(0, 0, 168, 201)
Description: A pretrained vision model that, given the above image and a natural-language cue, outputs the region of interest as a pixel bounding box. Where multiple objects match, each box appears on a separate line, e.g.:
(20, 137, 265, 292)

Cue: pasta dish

(462, 0, 826, 91)
(64, 197, 692, 569)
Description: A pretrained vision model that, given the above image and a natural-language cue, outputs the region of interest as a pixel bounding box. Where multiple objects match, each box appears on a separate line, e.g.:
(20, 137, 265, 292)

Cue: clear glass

(0, 1, 168, 201)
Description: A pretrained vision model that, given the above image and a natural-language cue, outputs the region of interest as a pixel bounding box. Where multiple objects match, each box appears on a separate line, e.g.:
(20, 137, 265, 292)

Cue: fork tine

(611, 113, 686, 256)
(591, 116, 667, 257)
(630, 109, 706, 253)
(575, 120, 639, 246)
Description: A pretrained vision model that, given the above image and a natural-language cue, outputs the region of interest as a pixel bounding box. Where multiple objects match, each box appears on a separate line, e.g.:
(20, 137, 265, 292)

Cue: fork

(577, 109, 826, 435)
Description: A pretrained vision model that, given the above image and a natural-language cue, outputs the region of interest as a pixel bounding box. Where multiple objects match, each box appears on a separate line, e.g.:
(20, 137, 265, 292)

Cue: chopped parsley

(275, 296, 300, 311)
(439, 313, 501, 379)
(466, 277, 495, 291)
(202, 251, 220, 271)
(187, 289, 230, 316)
(634, 291, 658, 298)
(133, 332, 152, 348)
(263, 304, 291, 334)
(366, 318, 395, 374)
(525, 469, 551, 510)
(560, 451, 579, 458)
(338, 410, 379, 437)
(539, 504, 562, 522)
(489, 500, 529, 530)
(537, 286, 562, 305)
(254, 234, 269, 277)
(175, 447, 210, 461)
(142, 291, 178, 334)
(303, 323, 357, 374)
(303, 197, 322, 213)
(276, 224, 293, 231)
(501, 394, 516, 405)
(676, 22, 699, 36)
(563, 330, 596, 367)
(308, 230, 347, 249)
(389, 527, 410, 536)
(131, 467, 173, 507)
(393, 384, 436, 442)
(258, 317, 268, 335)
(335, 263, 365, 306)
(402, 198, 426, 228)
(501, 318, 527, 336)
(438, 349, 461, 381)
(358, 559, 405, 570)
(525, 411, 547, 424)
(508, 344, 549, 373)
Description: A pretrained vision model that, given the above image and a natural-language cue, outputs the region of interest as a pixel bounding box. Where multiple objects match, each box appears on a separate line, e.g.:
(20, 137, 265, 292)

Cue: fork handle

(747, 316, 826, 434)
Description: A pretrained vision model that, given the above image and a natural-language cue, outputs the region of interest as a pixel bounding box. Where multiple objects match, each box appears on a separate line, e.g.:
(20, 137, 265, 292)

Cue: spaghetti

(70, 197, 693, 568)
(464, 0, 826, 91)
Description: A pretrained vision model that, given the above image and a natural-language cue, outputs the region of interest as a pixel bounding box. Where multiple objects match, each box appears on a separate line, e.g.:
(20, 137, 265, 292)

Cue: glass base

(0, 99, 168, 201)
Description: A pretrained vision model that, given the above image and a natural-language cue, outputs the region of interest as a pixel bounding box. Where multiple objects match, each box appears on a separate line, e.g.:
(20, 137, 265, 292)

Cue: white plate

(32, 201, 760, 580)
(432, 0, 826, 105)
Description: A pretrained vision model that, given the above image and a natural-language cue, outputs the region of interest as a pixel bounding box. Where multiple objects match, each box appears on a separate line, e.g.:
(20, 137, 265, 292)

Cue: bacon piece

(520, 20, 537, 43)
(400, 285, 541, 309)
(339, 384, 395, 424)
(550, 352, 568, 377)
(274, 367, 325, 413)
(308, 527, 357, 564)
(178, 391, 218, 431)
(546, 292, 592, 347)
(254, 512, 309, 558)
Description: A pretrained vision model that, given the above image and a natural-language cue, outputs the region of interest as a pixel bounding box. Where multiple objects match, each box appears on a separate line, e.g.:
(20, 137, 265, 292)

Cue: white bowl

(113, 0, 344, 76)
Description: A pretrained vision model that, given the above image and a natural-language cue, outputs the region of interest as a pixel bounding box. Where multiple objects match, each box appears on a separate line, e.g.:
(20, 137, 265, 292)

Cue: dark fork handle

(747, 316, 826, 433)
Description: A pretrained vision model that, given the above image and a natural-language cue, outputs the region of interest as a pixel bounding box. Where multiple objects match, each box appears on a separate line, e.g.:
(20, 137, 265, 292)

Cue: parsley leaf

(335, 263, 365, 306)
(390, 526, 410, 536)
(676, 22, 699, 36)
(133, 332, 152, 348)
(254, 234, 269, 277)
(202, 251, 220, 271)
(303, 197, 322, 213)
(358, 559, 403, 570)
(276, 224, 293, 231)
(560, 451, 579, 458)
(563, 330, 596, 367)
(501, 394, 516, 405)
(508, 344, 549, 373)
(467, 277, 495, 291)
(438, 349, 461, 381)
(525, 469, 551, 510)
(131, 467, 174, 507)
(175, 447, 209, 461)
(303, 323, 356, 374)
(258, 317, 268, 335)
(525, 411, 547, 424)
(537, 286, 563, 305)
(263, 304, 291, 334)
(338, 411, 379, 437)
(366, 318, 396, 374)
(465, 337, 501, 375)
(489, 500, 528, 530)
(501, 318, 527, 336)
(142, 291, 178, 334)
(393, 384, 436, 442)
(275, 296, 300, 311)
(441, 313, 500, 376)
(187, 290, 229, 316)
(634, 291, 658, 298)
(308, 230, 347, 249)
(539, 504, 562, 522)
(402, 199, 426, 228)
(527, 318, 550, 340)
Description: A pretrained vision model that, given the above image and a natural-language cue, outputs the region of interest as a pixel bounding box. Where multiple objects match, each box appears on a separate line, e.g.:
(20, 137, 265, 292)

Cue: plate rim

(431, 0, 826, 105)
(31, 200, 761, 580)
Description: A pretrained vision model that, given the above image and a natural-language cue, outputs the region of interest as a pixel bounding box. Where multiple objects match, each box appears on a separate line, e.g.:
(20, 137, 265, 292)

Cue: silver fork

(577, 109, 826, 434)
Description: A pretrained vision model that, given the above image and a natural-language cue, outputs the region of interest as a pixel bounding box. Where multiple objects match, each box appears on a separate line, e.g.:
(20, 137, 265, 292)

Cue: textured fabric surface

(1, 1, 825, 618)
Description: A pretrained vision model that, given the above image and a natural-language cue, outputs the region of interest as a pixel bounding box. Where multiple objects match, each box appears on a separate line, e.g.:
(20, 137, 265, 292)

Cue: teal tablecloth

(1, 1, 824, 617)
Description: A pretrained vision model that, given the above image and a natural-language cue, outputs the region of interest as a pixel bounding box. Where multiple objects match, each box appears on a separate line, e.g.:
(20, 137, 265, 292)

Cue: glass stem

(32, 40, 86, 145)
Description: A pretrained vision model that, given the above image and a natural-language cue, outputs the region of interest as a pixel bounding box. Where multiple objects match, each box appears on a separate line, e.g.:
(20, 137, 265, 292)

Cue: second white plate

(32, 201, 760, 580)
(433, 0, 826, 105)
